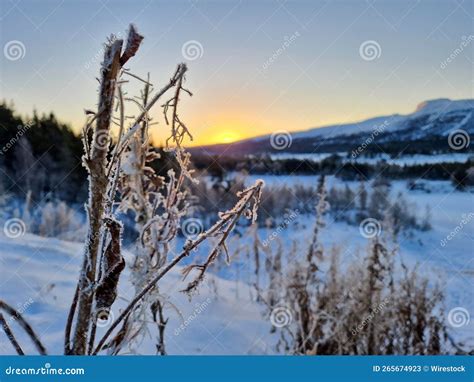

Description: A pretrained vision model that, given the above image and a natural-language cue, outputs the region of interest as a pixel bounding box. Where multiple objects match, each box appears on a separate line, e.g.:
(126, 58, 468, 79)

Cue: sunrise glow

(213, 130, 242, 144)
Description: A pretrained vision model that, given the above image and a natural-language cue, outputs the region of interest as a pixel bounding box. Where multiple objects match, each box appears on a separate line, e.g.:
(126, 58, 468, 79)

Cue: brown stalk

(0, 313, 24, 355)
(0, 300, 47, 355)
(64, 283, 79, 354)
(70, 24, 144, 355)
(70, 37, 124, 355)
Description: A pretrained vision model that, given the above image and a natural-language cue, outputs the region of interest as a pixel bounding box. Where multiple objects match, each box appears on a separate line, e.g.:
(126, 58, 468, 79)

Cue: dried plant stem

(164, 68, 193, 146)
(93, 181, 263, 355)
(106, 85, 126, 179)
(134, 64, 186, 128)
(69, 25, 144, 355)
(154, 300, 167, 355)
(92, 243, 195, 354)
(64, 283, 79, 354)
(122, 70, 152, 85)
(114, 64, 188, 160)
(0, 300, 47, 355)
(87, 309, 98, 355)
(0, 313, 24, 355)
(85, 86, 127, 356)
(71, 38, 124, 355)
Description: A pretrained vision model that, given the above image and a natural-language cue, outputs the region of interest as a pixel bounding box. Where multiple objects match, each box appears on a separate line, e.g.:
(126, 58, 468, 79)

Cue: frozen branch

(0, 300, 47, 355)
(0, 313, 24, 355)
(69, 24, 144, 355)
(92, 180, 264, 355)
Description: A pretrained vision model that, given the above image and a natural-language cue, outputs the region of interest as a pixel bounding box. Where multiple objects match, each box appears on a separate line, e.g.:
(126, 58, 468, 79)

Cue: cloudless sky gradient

(1, 0, 473, 146)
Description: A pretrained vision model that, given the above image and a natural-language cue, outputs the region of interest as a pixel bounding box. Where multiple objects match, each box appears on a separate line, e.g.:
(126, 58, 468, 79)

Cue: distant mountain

(191, 98, 473, 157)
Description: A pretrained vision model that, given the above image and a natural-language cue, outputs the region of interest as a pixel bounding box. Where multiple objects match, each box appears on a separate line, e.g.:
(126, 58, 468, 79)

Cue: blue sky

(1, 0, 473, 145)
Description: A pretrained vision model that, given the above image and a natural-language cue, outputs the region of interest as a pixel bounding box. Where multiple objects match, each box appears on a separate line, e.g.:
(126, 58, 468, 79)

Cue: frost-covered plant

(61, 25, 263, 356)
(0, 24, 263, 357)
(258, 178, 460, 355)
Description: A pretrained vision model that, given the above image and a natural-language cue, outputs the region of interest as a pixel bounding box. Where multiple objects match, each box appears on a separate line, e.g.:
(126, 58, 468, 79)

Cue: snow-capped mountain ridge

(273, 98, 473, 141)
(192, 99, 473, 156)
(414, 98, 473, 115)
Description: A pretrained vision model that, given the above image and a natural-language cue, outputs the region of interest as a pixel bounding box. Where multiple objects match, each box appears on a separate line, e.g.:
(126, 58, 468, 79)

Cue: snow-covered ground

(0, 233, 272, 355)
(0, 178, 472, 354)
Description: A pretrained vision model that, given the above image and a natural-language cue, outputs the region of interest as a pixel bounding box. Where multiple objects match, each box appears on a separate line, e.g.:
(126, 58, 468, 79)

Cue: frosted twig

(182, 180, 264, 293)
(0, 313, 24, 355)
(64, 284, 79, 354)
(163, 69, 193, 147)
(135, 64, 186, 127)
(106, 85, 126, 179)
(0, 300, 47, 355)
(92, 180, 263, 355)
(113, 64, 188, 161)
(122, 70, 152, 85)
